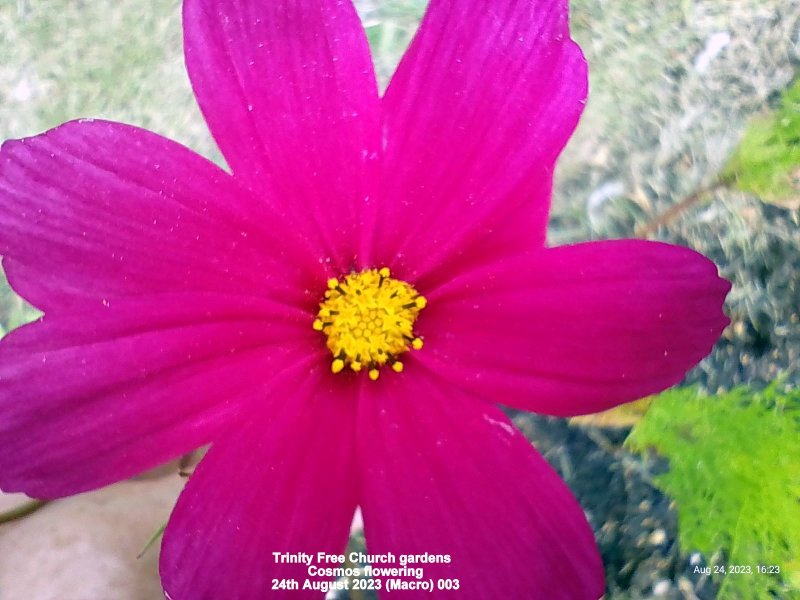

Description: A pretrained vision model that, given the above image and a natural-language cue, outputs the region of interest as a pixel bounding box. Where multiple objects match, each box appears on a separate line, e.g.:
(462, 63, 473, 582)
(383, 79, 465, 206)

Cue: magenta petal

(366, 0, 587, 282)
(358, 369, 604, 599)
(0, 119, 318, 312)
(160, 365, 357, 600)
(421, 240, 731, 416)
(0, 293, 315, 498)
(183, 0, 380, 272)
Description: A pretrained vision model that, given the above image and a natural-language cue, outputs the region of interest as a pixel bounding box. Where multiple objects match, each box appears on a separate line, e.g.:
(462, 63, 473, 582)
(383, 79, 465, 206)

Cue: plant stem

(0, 499, 49, 525)
(635, 180, 728, 238)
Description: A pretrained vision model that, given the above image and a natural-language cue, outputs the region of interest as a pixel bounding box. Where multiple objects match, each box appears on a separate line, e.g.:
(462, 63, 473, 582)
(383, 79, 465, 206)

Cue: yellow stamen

(313, 267, 426, 380)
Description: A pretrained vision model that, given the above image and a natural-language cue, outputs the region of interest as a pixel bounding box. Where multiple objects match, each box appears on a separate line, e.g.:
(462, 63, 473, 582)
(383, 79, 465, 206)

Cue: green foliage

(136, 522, 167, 560)
(358, 0, 426, 87)
(723, 79, 800, 208)
(0, 272, 40, 337)
(626, 385, 800, 599)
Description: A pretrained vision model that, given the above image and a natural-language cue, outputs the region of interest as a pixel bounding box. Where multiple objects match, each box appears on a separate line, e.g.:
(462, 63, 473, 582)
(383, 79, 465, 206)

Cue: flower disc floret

(313, 267, 426, 380)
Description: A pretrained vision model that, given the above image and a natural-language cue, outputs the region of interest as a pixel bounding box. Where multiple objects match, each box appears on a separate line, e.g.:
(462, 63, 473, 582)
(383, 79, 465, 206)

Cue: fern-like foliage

(626, 385, 800, 599)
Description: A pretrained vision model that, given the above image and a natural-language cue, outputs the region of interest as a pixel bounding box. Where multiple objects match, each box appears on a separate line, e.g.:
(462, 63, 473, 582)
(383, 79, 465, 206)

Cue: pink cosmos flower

(0, 0, 729, 598)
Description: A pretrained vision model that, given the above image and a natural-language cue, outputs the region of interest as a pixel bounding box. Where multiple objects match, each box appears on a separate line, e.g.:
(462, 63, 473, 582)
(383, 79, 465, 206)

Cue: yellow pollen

(314, 267, 426, 380)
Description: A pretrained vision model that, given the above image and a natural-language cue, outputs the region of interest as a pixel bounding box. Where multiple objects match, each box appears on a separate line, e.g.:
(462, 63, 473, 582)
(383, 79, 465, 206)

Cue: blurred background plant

(1, 0, 799, 599)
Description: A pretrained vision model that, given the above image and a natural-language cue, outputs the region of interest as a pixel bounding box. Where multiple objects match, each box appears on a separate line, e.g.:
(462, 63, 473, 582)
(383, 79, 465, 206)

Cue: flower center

(313, 267, 426, 381)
